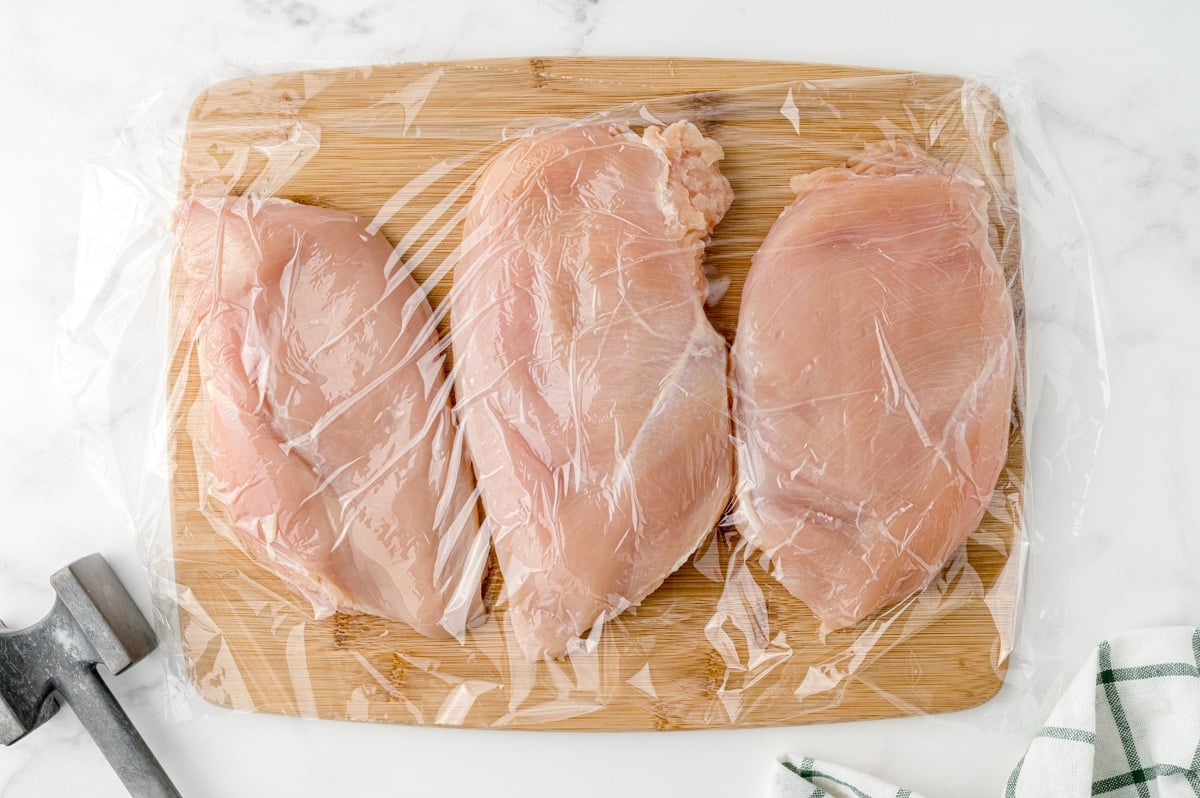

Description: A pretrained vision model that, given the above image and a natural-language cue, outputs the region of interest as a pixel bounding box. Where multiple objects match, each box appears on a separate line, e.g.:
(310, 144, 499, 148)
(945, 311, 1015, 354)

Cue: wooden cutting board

(168, 57, 1024, 729)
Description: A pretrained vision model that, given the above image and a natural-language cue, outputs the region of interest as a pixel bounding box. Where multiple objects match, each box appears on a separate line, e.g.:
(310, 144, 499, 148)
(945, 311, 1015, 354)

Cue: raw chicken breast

(731, 140, 1016, 630)
(179, 197, 488, 639)
(452, 122, 734, 660)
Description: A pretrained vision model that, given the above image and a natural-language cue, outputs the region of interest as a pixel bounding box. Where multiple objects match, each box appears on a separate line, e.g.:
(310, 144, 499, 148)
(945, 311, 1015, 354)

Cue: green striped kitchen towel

(771, 626, 1200, 797)
(771, 755, 919, 798)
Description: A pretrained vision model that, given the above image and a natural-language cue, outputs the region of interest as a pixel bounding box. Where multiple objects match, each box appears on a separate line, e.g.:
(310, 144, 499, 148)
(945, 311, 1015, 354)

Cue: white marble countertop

(1, 1, 1197, 796)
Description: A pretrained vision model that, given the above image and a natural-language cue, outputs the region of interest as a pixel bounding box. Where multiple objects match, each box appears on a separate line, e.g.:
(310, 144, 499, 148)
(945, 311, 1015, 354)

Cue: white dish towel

(771, 626, 1200, 797)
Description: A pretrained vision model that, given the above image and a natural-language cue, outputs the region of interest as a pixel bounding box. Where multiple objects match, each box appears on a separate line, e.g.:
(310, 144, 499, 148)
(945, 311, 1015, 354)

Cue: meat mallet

(0, 553, 180, 797)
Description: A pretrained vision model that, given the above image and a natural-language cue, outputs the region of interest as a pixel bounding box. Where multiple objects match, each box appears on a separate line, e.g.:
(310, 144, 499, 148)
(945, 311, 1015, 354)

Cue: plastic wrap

(58, 59, 1107, 729)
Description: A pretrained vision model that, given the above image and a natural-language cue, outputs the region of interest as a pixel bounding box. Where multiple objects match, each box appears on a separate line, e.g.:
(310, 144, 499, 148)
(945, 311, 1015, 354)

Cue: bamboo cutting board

(168, 57, 1024, 729)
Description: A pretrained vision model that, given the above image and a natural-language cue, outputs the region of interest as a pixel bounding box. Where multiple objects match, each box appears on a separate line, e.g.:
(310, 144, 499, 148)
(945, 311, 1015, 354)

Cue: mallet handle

(55, 666, 181, 798)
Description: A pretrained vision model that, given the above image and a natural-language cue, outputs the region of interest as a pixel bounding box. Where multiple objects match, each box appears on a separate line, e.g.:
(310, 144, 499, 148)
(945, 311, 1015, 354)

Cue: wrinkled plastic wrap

(58, 60, 1107, 729)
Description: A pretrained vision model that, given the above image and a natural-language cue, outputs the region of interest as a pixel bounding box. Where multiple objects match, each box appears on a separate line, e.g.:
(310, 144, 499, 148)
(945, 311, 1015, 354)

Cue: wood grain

(169, 57, 1024, 729)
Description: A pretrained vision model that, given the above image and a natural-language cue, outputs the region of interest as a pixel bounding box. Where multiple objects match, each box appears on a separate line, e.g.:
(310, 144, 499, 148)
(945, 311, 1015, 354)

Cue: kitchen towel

(771, 626, 1200, 797)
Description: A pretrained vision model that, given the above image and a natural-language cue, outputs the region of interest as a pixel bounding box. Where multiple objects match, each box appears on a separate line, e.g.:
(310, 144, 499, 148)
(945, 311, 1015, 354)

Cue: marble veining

(242, 0, 383, 36)
(1, 0, 1197, 796)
